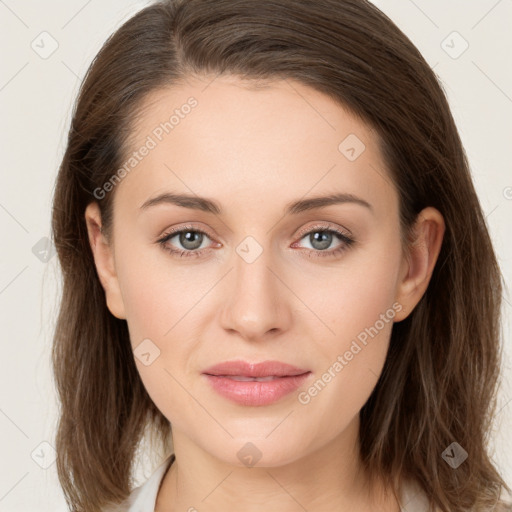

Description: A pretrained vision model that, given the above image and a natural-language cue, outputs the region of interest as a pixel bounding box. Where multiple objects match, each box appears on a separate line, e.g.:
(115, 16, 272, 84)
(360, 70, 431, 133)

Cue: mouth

(213, 375, 294, 382)
(202, 360, 312, 406)
(202, 359, 310, 378)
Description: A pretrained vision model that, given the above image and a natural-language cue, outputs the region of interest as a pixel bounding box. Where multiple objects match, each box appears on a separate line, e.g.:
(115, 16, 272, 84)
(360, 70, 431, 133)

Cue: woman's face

(86, 75, 440, 468)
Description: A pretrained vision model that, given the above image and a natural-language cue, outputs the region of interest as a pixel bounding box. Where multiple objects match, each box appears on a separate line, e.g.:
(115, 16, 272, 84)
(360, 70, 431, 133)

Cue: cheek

(115, 242, 207, 344)
(297, 296, 395, 443)
(306, 239, 401, 351)
(295, 238, 401, 412)
(114, 245, 209, 421)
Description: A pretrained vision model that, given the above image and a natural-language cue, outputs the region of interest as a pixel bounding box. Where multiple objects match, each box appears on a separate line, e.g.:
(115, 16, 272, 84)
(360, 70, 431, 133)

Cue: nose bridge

(220, 234, 290, 339)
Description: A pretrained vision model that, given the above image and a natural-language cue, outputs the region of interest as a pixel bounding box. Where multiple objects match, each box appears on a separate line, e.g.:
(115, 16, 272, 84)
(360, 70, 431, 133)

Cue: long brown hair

(51, 0, 510, 510)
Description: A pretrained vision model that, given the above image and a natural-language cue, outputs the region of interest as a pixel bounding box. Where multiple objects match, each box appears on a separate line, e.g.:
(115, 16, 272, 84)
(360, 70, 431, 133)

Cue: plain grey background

(0, 1, 511, 510)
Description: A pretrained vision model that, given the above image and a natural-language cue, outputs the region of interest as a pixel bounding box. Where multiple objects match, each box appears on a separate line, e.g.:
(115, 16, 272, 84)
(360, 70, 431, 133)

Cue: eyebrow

(139, 191, 373, 215)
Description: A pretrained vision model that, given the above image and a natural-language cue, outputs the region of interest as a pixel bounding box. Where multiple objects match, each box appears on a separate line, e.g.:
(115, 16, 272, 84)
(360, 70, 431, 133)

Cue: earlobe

(393, 207, 445, 322)
(84, 202, 126, 320)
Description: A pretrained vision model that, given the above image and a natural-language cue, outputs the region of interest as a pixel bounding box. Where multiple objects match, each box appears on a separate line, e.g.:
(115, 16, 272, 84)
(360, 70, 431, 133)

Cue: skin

(85, 75, 445, 512)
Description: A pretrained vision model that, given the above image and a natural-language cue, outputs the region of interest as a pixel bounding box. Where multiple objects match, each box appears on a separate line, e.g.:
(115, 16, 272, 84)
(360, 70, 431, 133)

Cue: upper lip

(202, 360, 310, 378)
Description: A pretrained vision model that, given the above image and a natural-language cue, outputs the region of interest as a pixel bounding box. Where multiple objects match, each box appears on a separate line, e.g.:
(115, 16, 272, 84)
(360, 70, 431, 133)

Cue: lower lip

(203, 373, 311, 406)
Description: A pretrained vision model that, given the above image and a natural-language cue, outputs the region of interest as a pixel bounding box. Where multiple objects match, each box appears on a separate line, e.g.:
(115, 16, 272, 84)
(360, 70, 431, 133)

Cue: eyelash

(156, 223, 355, 259)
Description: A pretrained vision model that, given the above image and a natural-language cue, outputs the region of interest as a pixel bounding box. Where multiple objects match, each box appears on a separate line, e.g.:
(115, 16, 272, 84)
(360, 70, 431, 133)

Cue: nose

(219, 241, 292, 342)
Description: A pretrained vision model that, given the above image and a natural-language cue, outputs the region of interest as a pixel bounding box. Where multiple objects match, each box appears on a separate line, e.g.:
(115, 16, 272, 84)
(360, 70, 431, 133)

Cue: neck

(155, 417, 400, 512)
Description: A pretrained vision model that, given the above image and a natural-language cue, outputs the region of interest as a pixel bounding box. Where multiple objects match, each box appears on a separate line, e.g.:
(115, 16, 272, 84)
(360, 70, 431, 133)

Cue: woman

(51, 0, 511, 510)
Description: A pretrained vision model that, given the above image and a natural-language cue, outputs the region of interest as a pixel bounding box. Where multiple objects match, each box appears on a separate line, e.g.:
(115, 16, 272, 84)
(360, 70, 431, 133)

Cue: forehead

(116, 75, 397, 216)
(131, 74, 373, 150)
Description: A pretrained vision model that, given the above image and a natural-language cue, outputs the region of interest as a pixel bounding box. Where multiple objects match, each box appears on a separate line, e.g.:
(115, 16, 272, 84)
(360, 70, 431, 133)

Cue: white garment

(121, 453, 433, 512)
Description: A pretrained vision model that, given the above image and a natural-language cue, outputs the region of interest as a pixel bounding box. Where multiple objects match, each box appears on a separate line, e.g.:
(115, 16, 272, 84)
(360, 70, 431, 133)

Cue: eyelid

(294, 221, 353, 240)
(158, 223, 218, 243)
(158, 221, 351, 244)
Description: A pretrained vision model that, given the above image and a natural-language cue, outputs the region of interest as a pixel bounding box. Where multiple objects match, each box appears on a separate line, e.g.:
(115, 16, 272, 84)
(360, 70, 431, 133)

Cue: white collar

(125, 453, 175, 512)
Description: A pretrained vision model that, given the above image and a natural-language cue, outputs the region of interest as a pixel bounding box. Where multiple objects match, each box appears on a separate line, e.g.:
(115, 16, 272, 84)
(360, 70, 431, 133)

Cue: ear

(84, 202, 126, 319)
(393, 207, 445, 322)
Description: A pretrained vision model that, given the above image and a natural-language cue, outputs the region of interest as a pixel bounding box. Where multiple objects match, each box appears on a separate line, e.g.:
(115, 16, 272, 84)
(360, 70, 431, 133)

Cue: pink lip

(202, 360, 311, 406)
